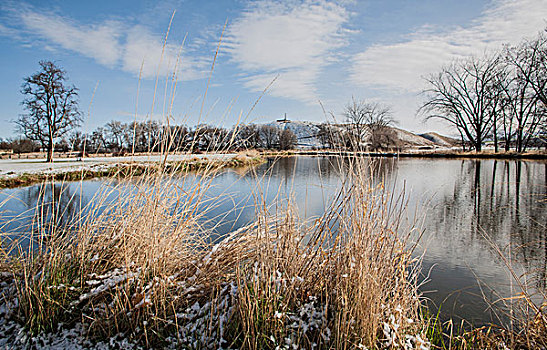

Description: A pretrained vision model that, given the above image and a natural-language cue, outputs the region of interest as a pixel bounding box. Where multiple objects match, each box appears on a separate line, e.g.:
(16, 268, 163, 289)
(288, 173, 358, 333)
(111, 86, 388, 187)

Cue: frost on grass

(0, 221, 427, 349)
(0, 256, 429, 349)
(79, 268, 140, 303)
(0, 157, 427, 348)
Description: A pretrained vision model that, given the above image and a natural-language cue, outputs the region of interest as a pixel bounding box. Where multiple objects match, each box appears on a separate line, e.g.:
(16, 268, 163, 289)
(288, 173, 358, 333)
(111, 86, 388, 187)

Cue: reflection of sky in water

(0, 156, 545, 326)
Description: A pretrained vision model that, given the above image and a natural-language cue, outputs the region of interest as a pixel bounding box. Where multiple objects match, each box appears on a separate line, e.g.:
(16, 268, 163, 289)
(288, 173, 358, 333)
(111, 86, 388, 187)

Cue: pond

(1, 156, 546, 326)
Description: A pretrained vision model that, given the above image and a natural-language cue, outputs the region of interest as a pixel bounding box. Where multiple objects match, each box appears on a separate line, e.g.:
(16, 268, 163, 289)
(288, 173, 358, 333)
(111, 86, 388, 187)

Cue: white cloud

(3, 5, 208, 80)
(242, 68, 320, 103)
(19, 11, 122, 66)
(225, 0, 349, 103)
(122, 25, 208, 80)
(350, 0, 547, 93)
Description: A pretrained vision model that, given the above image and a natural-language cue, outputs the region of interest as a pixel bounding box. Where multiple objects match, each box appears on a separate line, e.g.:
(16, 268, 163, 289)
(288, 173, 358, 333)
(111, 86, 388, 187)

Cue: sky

(0, 0, 546, 139)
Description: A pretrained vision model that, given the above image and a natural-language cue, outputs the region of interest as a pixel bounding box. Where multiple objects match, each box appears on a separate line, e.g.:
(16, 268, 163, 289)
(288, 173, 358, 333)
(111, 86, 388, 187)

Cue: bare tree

(344, 98, 397, 151)
(236, 124, 261, 149)
(90, 127, 108, 153)
(513, 31, 547, 108)
(279, 128, 297, 150)
(316, 123, 335, 149)
(503, 32, 547, 151)
(16, 61, 82, 162)
(488, 67, 511, 152)
(128, 121, 160, 152)
(165, 125, 189, 152)
(258, 125, 280, 149)
(67, 131, 84, 152)
(420, 55, 502, 151)
(104, 120, 127, 152)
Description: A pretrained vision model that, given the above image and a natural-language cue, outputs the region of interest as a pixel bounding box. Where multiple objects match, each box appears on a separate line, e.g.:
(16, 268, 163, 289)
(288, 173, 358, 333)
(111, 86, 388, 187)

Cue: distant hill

(392, 128, 436, 148)
(265, 120, 323, 148)
(419, 132, 460, 147)
(265, 120, 457, 149)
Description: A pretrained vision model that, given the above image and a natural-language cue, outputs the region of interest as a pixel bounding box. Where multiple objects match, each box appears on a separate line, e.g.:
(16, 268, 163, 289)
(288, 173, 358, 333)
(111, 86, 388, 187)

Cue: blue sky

(1, 0, 546, 139)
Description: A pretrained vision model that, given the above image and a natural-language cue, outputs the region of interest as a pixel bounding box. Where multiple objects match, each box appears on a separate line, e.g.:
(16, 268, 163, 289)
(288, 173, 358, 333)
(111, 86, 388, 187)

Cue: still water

(1, 156, 546, 326)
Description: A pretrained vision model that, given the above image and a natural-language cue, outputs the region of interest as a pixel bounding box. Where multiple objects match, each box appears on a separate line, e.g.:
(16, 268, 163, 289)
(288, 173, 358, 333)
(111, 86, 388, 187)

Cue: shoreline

(0, 153, 264, 189)
(1, 149, 546, 189)
(264, 149, 547, 160)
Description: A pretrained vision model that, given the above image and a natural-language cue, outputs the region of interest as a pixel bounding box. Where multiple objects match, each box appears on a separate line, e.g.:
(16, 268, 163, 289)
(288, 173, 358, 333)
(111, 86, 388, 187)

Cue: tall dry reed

(0, 155, 428, 349)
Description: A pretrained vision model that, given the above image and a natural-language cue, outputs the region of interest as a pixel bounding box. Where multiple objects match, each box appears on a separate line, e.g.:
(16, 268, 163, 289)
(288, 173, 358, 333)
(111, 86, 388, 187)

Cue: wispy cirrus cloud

(350, 0, 547, 93)
(121, 25, 208, 80)
(2, 4, 209, 80)
(224, 0, 350, 103)
(19, 10, 123, 66)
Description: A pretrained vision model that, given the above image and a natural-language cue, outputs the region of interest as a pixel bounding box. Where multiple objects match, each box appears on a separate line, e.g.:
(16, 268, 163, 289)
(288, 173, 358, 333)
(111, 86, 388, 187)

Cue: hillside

(419, 132, 460, 147)
(266, 120, 323, 148)
(266, 120, 456, 149)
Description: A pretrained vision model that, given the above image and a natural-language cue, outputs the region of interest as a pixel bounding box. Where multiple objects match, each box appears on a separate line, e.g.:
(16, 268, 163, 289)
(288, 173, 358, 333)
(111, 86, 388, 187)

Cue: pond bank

(0, 152, 264, 188)
(265, 149, 547, 160)
(2, 150, 546, 189)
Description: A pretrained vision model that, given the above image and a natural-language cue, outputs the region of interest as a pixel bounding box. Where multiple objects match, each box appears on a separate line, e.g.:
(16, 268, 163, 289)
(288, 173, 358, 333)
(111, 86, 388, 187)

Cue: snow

(0, 153, 236, 177)
(0, 262, 431, 349)
(267, 120, 456, 150)
(79, 268, 140, 302)
(268, 120, 324, 149)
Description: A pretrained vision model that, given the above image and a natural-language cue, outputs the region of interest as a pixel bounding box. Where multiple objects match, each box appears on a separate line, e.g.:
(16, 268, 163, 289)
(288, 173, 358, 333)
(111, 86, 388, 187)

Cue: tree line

(4, 60, 398, 157)
(420, 30, 547, 152)
(75, 121, 298, 154)
(2, 120, 299, 155)
(3, 61, 299, 159)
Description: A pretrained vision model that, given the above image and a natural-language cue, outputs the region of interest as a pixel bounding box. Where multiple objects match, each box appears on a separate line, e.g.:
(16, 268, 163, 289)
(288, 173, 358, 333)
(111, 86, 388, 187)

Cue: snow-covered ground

(268, 120, 324, 149)
(0, 154, 236, 177)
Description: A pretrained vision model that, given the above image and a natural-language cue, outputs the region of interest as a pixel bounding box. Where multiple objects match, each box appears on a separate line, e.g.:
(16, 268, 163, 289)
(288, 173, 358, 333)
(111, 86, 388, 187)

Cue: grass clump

(0, 156, 427, 349)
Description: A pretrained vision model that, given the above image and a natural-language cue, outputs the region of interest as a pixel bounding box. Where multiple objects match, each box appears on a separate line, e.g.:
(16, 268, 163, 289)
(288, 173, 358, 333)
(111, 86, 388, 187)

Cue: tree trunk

(47, 140, 54, 162)
(458, 129, 466, 152)
(493, 119, 498, 153)
(516, 130, 523, 153)
(475, 135, 482, 152)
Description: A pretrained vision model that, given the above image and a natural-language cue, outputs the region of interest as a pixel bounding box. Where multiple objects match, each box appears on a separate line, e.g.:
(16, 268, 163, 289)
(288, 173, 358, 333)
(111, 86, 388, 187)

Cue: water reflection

(0, 182, 83, 248)
(420, 159, 547, 324)
(0, 157, 545, 326)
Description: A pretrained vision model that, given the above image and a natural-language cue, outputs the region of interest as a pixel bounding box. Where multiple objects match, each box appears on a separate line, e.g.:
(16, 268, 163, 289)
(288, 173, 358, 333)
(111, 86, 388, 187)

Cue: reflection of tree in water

(259, 156, 397, 185)
(511, 162, 547, 289)
(22, 182, 82, 236)
(434, 160, 547, 289)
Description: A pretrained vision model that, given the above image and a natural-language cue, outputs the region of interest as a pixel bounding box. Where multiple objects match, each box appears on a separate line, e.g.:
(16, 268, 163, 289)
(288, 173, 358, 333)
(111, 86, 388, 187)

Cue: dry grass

(0, 155, 428, 349)
(0, 154, 264, 189)
(0, 17, 427, 348)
